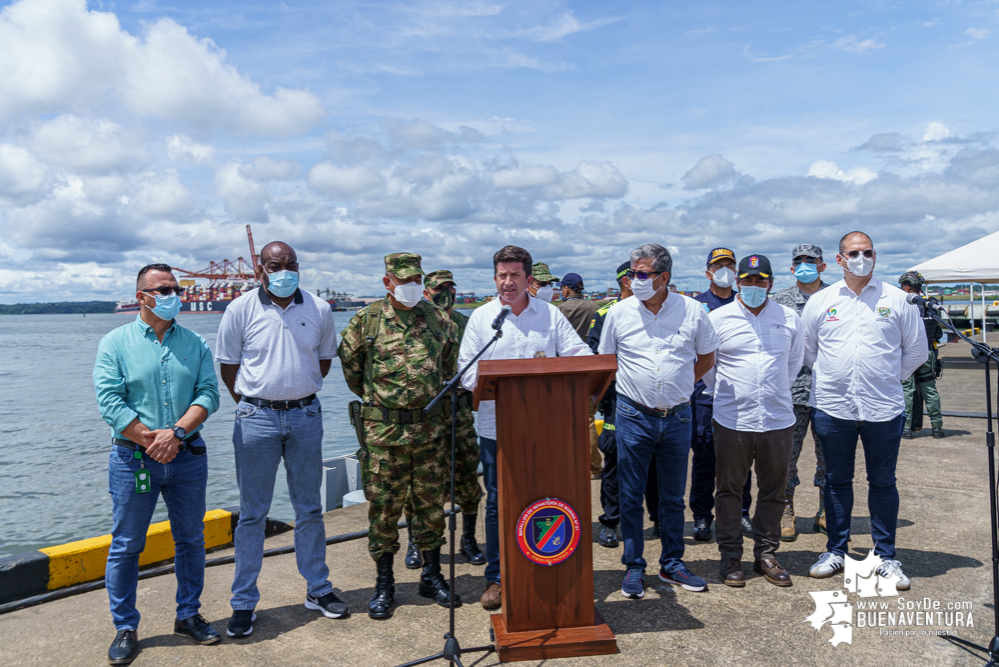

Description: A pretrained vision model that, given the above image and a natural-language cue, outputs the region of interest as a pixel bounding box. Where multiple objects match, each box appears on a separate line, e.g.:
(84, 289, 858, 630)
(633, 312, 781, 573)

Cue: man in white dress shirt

(708, 254, 804, 588)
(458, 245, 592, 610)
(598, 243, 719, 599)
(801, 231, 926, 590)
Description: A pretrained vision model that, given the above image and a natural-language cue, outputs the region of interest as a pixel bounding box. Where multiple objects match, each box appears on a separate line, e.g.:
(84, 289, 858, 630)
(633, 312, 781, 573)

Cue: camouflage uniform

(532, 262, 558, 284)
(771, 243, 829, 499)
(338, 254, 459, 562)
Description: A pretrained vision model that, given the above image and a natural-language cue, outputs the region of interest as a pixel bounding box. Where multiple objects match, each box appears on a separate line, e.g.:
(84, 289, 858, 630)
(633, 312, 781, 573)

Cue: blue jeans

(479, 436, 501, 584)
(231, 400, 332, 610)
(106, 441, 208, 631)
(615, 395, 693, 572)
(812, 409, 905, 560)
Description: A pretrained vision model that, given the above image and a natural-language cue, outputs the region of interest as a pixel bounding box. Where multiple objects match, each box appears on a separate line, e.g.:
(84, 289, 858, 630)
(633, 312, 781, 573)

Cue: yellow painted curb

(40, 509, 233, 590)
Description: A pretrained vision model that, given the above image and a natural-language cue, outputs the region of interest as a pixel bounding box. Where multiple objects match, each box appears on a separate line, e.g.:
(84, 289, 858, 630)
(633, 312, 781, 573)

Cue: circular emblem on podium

(516, 498, 581, 566)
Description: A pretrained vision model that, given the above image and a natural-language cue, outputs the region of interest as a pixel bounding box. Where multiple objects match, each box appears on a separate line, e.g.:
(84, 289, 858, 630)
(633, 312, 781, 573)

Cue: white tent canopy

(908, 229, 999, 284)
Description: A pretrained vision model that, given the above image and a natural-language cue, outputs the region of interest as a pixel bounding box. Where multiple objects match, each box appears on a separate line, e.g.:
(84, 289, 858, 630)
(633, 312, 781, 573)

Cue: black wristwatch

(172, 426, 187, 442)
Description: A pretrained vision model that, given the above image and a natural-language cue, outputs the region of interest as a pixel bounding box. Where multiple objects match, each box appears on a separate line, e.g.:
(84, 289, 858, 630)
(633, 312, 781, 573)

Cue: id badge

(134, 467, 151, 494)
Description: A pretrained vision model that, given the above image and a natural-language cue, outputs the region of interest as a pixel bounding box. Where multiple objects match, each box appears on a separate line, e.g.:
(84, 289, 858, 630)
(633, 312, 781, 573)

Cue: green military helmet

(899, 270, 926, 288)
(425, 270, 456, 291)
(384, 252, 425, 280)
(532, 262, 558, 284)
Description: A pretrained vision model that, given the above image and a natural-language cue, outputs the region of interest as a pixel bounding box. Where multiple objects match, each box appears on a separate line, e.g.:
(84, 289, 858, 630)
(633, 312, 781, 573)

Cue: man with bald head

(215, 241, 347, 637)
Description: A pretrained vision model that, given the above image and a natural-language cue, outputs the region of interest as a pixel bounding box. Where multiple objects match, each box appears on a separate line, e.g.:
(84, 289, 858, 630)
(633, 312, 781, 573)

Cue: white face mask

(631, 277, 662, 302)
(711, 267, 735, 289)
(392, 280, 424, 308)
(534, 284, 554, 303)
(845, 253, 874, 278)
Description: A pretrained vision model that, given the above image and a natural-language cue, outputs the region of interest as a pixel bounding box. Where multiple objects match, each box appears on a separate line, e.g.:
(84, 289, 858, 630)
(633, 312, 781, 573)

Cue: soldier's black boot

(459, 513, 485, 565)
(404, 526, 422, 570)
(418, 549, 462, 608)
(368, 553, 395, 620)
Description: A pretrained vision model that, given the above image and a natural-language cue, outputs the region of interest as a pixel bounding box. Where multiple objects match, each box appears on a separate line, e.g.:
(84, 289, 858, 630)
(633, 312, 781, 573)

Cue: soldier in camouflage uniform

(771, 243, 830, 542)
(401, 270, 485, 570)
(898, 271, 944, 439)
(338, 253, 461, 619)
(526, 262, 559, 303)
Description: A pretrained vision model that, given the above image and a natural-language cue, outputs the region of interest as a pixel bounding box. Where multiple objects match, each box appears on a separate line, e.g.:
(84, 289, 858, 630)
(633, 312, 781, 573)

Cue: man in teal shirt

(94, 263, 220, 665)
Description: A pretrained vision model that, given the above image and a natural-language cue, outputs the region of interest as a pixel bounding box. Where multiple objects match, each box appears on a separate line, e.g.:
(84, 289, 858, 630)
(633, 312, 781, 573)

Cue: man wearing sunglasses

(801, 232, 927, 591)
(599, 243, 719, 599)
(94, 264, 221, 664)
(771, 244, 831, 542)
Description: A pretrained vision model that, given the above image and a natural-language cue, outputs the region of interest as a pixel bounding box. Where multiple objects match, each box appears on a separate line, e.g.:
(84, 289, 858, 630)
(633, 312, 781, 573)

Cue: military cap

(425, 269, 456, 291)
(531, 262, 558, 283)
(738, 254, 772, 279)
(792, 244, 823, 260)
(899, 270, 926, 287)
(706, 247, 736, 268)
(384, 252, 425, 280)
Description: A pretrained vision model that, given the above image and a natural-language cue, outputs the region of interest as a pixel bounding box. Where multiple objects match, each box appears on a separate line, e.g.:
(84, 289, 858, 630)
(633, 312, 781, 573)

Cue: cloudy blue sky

(1, 0, 998, 302)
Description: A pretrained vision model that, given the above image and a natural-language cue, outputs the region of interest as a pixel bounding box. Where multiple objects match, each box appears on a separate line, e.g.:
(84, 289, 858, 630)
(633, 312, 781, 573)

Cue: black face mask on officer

(432, 289, 456, 310)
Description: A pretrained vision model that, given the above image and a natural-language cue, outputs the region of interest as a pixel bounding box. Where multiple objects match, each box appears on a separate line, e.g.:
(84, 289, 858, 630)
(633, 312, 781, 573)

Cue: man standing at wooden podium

(459, 245, 592, 610)
(599, 243, 719, 598)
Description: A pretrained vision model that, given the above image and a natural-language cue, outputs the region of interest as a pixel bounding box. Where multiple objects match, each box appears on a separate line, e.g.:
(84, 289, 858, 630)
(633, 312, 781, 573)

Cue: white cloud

(247, 157, 301, 181)
(683, 154, 740, 190)
(807, 160, 878, 185)
(214, 162, 270, 221)
(130, 170, 196, 217)
(308, 163, 384, 198)
(489, 163, 558, 188)
(924, 122, 951, 142)
(965, 28, 990, 41)
(166, 135, 215, 164)
(525, 11, 620, 42)
(541, 161, 628, 199)
(0, 0, 326, 135)
(0, 144, 47, 202)
(835, 36, 885, 54)
(29, 115, 146, 173)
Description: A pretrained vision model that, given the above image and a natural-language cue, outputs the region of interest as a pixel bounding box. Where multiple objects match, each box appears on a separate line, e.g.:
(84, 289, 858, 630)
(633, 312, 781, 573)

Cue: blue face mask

(144, 293, 181, 321)
(740, 285, 768, 308)
(794, 262, 820, 284)
(266, 270, 299, 298)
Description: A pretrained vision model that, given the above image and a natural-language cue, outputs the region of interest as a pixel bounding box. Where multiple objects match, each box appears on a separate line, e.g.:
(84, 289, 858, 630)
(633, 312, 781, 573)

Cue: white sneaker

(877, 559, 911, 591)
(809, 552, 845, 578)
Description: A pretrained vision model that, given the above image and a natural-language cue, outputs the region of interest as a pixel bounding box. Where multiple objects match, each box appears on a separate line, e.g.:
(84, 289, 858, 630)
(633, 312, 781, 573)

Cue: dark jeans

(597, 427, 659, 529)
(615, 395, 692, 572)
(479, 436, 501, 584)
(712, 421, 794, 561)
(812, 409, 905, 560)
(690, 398, 752, 521)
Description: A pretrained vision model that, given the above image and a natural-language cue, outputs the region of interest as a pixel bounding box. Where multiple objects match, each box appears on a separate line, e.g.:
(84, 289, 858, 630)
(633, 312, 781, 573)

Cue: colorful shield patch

(516, 498, 582, 566)
(878, 307, 891, 318)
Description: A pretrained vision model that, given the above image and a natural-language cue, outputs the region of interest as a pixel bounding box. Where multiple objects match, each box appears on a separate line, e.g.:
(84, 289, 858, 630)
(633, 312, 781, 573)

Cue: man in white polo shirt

(215, 241, 347, 638)
(458, 245, 592, 610)
(708, 254, 804, 588)
(599, 243, 719, 599)
(802, 231, 926, 591)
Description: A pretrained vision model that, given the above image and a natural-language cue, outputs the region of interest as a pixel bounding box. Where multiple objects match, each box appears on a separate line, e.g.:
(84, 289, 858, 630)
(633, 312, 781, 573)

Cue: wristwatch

(172, 426, 187, 442)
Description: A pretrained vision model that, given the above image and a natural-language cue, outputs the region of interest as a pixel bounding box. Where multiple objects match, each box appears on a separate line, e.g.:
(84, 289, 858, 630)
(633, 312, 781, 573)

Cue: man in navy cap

(558, 272, 600, 341)
(690, 248, 754, 542)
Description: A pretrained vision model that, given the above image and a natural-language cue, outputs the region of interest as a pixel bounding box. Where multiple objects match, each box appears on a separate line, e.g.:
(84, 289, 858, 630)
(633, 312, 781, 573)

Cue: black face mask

(432, 289, 455, 310)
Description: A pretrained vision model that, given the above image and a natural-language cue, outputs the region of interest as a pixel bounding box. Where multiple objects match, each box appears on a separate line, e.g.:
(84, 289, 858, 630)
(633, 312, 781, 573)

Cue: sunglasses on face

(143, 287, 185, 296)
(625, 270, 662, 280)
(792, 257, 820, 266)
(844, 249, 874, 259)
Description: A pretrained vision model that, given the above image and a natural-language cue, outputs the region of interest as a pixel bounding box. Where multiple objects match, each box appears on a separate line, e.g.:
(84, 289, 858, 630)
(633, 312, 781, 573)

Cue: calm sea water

(0, 310, 472, 559)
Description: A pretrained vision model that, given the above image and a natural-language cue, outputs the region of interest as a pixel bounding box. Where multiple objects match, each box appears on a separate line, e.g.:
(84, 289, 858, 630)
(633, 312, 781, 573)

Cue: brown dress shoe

(480, 583, 502, 610)
(720, 557, 745, 587)
(754, 557, 792, 587)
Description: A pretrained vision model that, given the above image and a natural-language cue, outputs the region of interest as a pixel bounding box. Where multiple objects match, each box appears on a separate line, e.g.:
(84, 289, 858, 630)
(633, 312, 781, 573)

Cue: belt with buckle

(113, 433, 204, 453)
(242, 394, 317, 410)
(630, 400, 689, 418)
(361, 402, 443, 424)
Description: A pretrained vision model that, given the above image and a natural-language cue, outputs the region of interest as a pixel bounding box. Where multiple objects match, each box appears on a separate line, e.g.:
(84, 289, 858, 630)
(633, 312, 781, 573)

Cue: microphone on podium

(492, 304, 513, 330)
(906, 293, 941, 312)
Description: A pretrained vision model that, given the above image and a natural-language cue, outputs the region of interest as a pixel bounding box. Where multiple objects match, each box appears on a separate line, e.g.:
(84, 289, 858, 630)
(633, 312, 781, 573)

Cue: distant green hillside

(0, 301, 117, 315)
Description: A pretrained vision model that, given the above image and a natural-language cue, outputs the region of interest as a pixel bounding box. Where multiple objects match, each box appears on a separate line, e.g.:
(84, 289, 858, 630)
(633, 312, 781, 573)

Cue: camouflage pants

(902, 351, 943, 429)
(360, 437, 448, 562)
(405, 406, 483, 519)
(786, 404, 827, 497)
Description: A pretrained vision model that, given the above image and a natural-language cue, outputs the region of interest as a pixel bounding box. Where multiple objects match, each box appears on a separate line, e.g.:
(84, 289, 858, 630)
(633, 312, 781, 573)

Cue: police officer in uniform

(898, 271, 944, 439)
(690, 248, 753, 541)
(338, 253, 461, 619)
(401, 270, 485, 569)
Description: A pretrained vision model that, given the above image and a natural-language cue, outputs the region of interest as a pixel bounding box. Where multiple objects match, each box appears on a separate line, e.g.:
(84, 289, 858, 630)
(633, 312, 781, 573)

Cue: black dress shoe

(174, 614, 221, 645)
(108, 629, 139, 665)
(369, 553, 395, 620)
(598, 525, 619, 548)
(693, 518, 711, 541)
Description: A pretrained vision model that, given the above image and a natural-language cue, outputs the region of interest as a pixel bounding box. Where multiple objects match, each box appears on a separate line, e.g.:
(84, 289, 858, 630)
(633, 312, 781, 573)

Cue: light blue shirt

(94, 315, 220, 439)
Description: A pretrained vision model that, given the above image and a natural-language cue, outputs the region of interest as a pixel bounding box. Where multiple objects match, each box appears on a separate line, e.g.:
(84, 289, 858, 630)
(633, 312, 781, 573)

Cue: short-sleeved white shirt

(598, 293, 719, 410)
(215, 287, 338, 400)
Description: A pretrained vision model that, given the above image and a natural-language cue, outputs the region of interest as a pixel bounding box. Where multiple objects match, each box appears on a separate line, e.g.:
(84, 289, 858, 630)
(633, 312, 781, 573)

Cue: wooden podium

(474, 355, 619, 662)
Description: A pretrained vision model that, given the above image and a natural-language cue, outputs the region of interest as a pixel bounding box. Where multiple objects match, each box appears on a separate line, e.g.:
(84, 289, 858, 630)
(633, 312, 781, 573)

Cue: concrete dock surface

(2, 341, 998, 666)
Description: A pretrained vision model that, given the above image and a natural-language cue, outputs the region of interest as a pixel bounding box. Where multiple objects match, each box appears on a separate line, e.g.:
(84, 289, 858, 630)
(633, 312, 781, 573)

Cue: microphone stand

(924, 301, 999, 665)
(394, 322, 504, 667)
